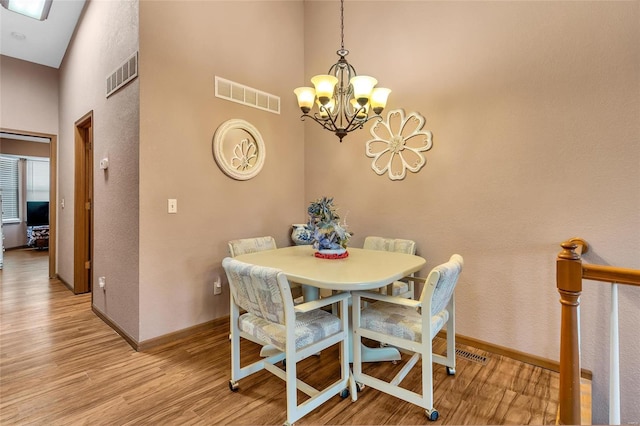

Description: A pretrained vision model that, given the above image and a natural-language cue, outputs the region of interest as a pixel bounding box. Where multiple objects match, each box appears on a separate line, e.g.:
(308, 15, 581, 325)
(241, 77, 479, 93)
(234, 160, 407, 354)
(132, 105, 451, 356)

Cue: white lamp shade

(294, 87, 316, 111)
(310, 75, 339, 102)
(370, 88, 391, 109)
(350, 76, 378, 104)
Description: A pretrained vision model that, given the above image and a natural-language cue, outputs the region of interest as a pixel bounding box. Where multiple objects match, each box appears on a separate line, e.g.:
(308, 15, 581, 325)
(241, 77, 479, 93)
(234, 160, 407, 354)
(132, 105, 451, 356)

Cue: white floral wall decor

(212, 119, 266, 180)
(365, 109, 433, 181)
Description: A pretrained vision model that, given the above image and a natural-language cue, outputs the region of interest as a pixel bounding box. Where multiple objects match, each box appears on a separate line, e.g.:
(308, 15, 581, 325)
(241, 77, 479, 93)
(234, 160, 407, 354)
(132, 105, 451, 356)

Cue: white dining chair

(228, 236, 277, 257)
(351, 254, 464, 421)
(228, 236, 303, 302)
(223, 257, 350, 426)
(363, 236, 417, 298)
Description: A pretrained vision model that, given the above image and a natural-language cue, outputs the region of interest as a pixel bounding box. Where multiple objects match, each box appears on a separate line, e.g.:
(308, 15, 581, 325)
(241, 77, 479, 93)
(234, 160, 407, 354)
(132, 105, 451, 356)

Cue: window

(0, 156, 19, 222)
(26, 159, 49, 201)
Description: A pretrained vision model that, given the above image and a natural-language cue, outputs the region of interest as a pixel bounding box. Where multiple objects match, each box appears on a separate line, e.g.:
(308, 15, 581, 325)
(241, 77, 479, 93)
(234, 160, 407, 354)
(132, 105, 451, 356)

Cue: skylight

(1, 0, 52, 21)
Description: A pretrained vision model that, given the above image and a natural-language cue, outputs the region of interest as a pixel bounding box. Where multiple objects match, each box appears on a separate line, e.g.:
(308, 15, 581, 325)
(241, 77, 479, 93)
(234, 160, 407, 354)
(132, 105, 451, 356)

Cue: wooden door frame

(0, 127, 57, 279)
(73, 111, 93, 294)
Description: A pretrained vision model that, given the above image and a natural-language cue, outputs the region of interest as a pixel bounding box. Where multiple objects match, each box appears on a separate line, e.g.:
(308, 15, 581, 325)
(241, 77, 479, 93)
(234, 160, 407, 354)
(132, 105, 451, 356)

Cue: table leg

(302, 285, 319, 303)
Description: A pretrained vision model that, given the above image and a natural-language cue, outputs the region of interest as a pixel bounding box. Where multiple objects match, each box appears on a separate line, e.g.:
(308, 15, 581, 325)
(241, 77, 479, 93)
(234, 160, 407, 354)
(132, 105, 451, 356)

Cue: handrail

(566, 237, 640, 286)
(556, 238, 640, 425)
(582, 264, 640, 286)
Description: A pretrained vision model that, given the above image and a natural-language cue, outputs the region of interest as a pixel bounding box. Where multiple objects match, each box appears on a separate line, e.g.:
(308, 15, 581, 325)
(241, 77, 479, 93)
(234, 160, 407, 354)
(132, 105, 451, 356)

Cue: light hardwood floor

(0, 249, 559, 425)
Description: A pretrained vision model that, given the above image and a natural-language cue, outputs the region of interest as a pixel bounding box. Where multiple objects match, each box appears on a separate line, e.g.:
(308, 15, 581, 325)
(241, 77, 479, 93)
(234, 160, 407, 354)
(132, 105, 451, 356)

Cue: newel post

(556, 240, 586, 425)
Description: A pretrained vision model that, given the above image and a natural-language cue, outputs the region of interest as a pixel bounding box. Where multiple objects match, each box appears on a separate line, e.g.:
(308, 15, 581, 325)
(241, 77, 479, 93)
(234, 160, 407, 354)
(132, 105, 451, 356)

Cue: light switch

(168, 199, 177, 214)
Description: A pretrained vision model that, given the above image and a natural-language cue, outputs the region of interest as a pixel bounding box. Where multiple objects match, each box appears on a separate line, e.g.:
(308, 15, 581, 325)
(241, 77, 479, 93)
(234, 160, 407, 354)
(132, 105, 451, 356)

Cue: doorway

(73, 111, 93, 294)
(0, 128, 57, 279)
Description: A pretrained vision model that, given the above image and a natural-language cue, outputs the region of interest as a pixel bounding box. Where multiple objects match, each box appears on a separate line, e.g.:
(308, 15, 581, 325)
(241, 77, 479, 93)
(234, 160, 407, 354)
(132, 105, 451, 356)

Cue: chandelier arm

(300, 114, 341, 133)
(339, 105, 369, 132)
(318, 105, 343, 132)
(344, 115, 383, 134)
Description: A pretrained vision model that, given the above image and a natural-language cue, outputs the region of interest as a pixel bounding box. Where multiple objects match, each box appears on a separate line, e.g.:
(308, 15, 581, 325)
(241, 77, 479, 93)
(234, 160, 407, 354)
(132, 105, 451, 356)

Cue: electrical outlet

(214, 277, 222, 295)
(98, 276, 106, 290)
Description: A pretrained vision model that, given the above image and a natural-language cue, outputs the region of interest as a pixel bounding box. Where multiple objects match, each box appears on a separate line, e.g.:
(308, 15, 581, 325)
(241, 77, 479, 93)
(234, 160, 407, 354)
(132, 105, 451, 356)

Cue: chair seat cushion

(391, 281, 409, 296)
(372, 281, 409, 297)
(239, 309, 342, 352)
(360, 301, 449, 342)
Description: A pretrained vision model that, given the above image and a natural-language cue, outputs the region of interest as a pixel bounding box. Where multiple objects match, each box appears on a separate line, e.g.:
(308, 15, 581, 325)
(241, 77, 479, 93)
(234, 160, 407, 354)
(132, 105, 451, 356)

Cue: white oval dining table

(234, 245, 427, 362)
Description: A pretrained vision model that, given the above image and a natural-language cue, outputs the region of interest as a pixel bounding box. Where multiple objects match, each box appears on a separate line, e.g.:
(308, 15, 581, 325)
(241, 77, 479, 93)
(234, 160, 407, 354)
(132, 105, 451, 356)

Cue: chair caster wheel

(446, 366, 456, 375)
(426, 408, 439, 421)
(229, 380, 239, 392)
(340, 388, 350, 398)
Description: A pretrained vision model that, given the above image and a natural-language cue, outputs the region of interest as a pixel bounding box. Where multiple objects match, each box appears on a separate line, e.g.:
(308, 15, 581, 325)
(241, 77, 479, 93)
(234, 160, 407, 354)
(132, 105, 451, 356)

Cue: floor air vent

(106, 52, 138, 98)
(455, 348, 488, 365)
(215, 76, 280, 114)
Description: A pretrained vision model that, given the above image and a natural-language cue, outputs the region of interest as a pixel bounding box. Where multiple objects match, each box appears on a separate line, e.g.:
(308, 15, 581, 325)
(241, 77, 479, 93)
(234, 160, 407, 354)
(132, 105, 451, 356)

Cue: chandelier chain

(340, 0, 344, 50)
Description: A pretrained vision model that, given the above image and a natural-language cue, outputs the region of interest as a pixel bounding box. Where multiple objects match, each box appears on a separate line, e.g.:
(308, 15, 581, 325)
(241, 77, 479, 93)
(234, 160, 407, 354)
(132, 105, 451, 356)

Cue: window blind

(0, 156, 19, 222)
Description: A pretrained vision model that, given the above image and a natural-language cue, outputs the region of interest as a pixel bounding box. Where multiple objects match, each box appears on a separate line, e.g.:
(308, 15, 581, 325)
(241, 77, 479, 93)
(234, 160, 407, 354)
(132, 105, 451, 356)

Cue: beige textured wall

(59, 0, 140, 340)
(0, 55, 58, 134)
(0, 139, 50, 157)
(138, 1, 305, 341)
(303, 1, 639, 423)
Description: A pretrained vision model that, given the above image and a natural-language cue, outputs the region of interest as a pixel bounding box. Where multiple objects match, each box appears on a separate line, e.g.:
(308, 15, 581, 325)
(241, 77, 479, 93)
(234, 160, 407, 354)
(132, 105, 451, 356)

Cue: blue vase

(291, 224, 313, 245)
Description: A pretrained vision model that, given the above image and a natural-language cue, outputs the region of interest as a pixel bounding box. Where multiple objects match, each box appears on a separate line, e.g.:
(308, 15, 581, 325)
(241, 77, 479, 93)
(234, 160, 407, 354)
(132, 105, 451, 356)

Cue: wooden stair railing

(556, 238, 640, 425)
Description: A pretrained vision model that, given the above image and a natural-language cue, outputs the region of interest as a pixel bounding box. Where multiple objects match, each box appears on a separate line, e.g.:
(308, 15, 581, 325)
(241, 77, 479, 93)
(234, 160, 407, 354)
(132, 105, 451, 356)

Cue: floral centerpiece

(307, 197, 352, 258)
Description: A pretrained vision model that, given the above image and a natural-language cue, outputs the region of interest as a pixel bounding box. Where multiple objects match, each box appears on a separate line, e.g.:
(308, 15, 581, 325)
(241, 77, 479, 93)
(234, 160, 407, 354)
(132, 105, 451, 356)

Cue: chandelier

(294, 0, 390, 142)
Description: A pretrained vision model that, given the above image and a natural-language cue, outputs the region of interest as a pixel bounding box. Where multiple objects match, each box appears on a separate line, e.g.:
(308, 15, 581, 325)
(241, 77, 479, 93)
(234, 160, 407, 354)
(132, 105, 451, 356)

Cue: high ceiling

(0, 0, 86, 69)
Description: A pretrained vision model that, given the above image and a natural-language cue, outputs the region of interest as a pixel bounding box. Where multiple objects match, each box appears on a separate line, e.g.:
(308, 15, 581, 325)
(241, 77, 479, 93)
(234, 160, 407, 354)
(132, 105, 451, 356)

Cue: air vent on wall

(215, 76, 280, 114)
(106, 52, 138, 98)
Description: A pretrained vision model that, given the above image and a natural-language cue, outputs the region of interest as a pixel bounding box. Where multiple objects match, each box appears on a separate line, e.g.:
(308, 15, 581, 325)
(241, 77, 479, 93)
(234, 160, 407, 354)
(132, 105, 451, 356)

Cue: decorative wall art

(213, 119, 266, 180)
(365, 109, 433, 181)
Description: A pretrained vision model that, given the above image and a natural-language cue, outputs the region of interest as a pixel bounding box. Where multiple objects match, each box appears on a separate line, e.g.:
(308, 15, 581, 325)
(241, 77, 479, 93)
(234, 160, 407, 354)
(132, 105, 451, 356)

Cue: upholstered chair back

(228, 236, 277, 257)
(363, 236, 416, 255)
(418, 254, 464, 315)
(223, 257, 290, 325)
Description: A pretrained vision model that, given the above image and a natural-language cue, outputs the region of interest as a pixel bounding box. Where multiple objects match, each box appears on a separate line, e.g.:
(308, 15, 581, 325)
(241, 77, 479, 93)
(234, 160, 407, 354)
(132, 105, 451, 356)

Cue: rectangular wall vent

(106, 52, 138, 98)
(215, 76, 280, 114)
